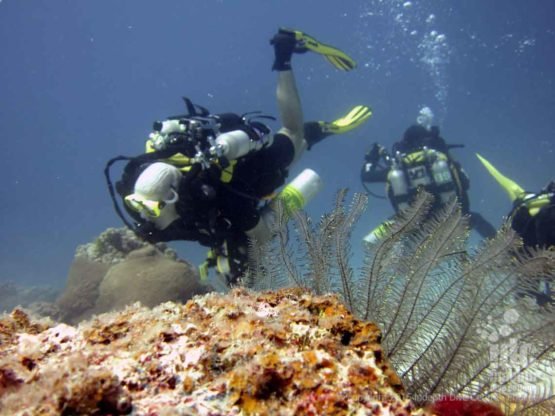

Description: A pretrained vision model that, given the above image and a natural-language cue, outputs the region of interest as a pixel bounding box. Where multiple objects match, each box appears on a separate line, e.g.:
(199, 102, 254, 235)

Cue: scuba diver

(105, 28, 372, 286)
(361, 107, 496, 242)
(477, 154, 554, 305)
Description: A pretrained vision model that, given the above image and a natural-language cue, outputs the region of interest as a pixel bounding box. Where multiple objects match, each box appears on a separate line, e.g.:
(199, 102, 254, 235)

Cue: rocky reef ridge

(0, 288, 425, 415)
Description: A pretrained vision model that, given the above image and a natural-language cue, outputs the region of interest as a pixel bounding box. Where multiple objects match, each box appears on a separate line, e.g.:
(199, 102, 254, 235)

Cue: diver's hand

(365, 143, 382, 163)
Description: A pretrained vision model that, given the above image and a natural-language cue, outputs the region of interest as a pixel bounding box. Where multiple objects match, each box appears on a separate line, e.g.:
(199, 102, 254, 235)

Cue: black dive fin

(181, 96, 210, 117)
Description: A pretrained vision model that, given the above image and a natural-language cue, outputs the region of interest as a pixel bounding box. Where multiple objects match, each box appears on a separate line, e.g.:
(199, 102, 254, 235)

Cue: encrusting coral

(0, 288, 425, 415)
(74, 227, 178, 265)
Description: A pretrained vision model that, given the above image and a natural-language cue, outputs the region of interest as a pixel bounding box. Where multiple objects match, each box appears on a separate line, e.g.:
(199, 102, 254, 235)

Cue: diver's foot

(304, 105, 372, 149)
(271, 28, 356, 71)
(272, 27, 356, 71)
(270, 29, 298, 71)
(320, 105, 372, 134)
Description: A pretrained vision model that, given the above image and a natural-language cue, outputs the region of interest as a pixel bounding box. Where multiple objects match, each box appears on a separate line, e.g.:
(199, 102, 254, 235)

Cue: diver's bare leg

(246, 71, 305, 245)
(276, 70, 306, 162)
(270, 29, 307, 161)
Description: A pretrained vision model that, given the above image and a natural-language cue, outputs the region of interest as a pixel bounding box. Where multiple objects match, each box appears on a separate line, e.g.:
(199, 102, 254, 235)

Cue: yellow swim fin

(198, 248, 218, 281)
(363, 219, 395, 244)
(320, 105, 372, 135)
(281, 27, 357, 71)
(476, 153, 526, 202)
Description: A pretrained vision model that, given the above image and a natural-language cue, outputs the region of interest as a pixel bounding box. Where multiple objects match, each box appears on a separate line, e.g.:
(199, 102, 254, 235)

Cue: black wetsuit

(510, 189, 555, 305)
(125, 131, 295, 249)
(510, 191, 555, 249)
(116, 115, 328, 284)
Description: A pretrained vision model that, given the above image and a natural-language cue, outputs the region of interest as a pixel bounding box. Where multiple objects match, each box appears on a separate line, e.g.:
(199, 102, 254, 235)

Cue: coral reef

(55, 227, 207, 324)
(0, 281, 60, 317)
(54, 256, 110, 323)
(74, 227, 177, 265)
(94, 246, 208, 314)
(0, 288, 424, 415)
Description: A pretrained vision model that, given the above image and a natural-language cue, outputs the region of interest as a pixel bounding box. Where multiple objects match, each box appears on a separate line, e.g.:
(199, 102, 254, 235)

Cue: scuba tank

(278, 168, 323, 214)
(211, 169, 323, 282)
(213, 128, 273, 161)
(246, 169, 323, 244)
(388, 154, 410, 211)
(430, 152, 456, 204)
(431, 154, 452, 185)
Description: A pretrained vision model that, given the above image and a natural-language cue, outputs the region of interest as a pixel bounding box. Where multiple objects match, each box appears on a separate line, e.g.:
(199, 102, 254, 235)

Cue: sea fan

(246, 189, 555, 414)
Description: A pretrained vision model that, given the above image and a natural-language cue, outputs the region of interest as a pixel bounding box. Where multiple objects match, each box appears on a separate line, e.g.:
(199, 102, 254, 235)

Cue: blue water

(1, 0, 553, 287)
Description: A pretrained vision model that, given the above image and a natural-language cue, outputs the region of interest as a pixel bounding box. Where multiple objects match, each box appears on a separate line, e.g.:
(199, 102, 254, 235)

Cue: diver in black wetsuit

(361, 121, 496, 240)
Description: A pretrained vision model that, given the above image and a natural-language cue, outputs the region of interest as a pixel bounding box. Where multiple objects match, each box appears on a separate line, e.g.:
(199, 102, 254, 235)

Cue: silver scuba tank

(388, 155, 409, 208)
(431, 158, 452, 185)
(431, 155, 456, 204)
(214, 129, 273, 160)
(214, 130, 252, 160)
(246, 169, 323, 244)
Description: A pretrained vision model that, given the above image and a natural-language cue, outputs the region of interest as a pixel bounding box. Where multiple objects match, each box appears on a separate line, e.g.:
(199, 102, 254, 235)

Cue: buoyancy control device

(388, 148, 456, 211)
(105, 97, 276, 232)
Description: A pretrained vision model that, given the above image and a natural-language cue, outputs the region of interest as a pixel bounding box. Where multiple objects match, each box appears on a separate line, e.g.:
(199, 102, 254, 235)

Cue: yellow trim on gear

(476, 153, 525, 202)
(364, 220, 395, 244)
(145, 139, 194, 171)
(219, 159, 237, 183)
(146, 138, 234, 180)
(402, 149, 448, 165)
(216, 255, 230, 275)
(198, 262, 209, 281)
(322, 105, 372, 134)
(371, 221, 392, 240)
(198, 249, 218, 281)
(124, 194, 164, 218)
(277, 185, 305, 215)
(525, 194, 551, 217)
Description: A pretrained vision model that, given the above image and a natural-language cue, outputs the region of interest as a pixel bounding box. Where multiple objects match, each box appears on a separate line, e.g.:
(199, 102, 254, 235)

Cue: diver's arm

(134, 219, 209, 245)
(361, 163, 389, 183)
(361, 143, 389, 183)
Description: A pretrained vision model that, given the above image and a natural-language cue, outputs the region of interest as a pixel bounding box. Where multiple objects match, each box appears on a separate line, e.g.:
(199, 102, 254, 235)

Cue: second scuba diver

(360, 107, 497, 243)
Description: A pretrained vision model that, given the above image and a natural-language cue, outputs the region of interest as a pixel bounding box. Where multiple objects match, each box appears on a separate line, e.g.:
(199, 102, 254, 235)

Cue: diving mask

(125, 190, 178, 219)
